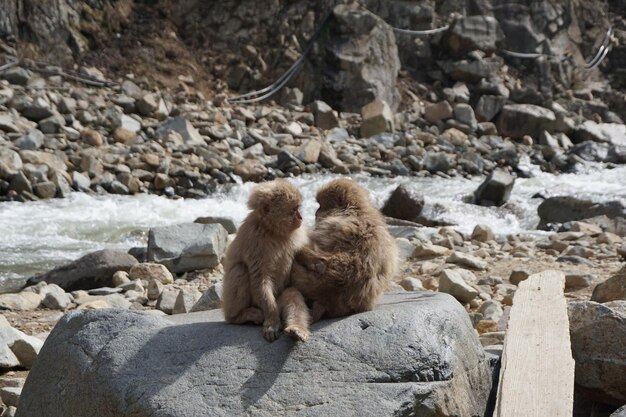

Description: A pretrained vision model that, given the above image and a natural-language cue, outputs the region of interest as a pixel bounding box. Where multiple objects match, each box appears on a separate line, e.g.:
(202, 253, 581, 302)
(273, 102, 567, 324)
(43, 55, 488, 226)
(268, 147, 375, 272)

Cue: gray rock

(15, 293, 492, 417)
(88, 287, 123, 296)
(446, 252, 487, 270)
(423, 152, 454, 173)
(0, 274, 29, 295)
(471, 224, 495, 242)
(475, 95, 506, 122)
(190, 282, 223, 312)
(119, 280, 144, 293)
(477, 300, 503, 322)
(0, 386, 21, 407)
(537, 197, 626, 230)
(360, 100, 394, 138)
(591, 266, 626, 303)
(0, 327, 43, 369)
(569, 301, 626, 404)
(424, 101, 453, 123)
(74, 294, 131, 310)
(21, 97, 53, 122)
(147, 279, 164, 301)
(9, 171, 32, 195)
(1, 67, 31, 85)
(38, 113, 65, 134)
(57, 97, 77, 114)
(155, 287, 179, 314)
(439, 269, 479, 303)
(0, 345, 20, 369)
(157, 117, 204, 147)
(41, 284, 72, 310)
(147, 223, 228, 273)
(381, 185, 424, 222)
(453, 103, 477, 131)
(194, 216, 237, 233)
(315, 4, 400, 113)
(29, 250, 138, 291)
(0, 292, 42, 311)
(129, 263, 173, 284)
(112, 271, 131, 287)
(399, 277, 425, 292)
(447, 15, 503, 55)
(564, 273, 593, 290)
(473, 170, 515, 207)
(15, 129, 44, 150)
(136, 94, 158, 116)
(0, 115, 22, 136)
(575, 122, 626, 147)
(0, 149, 23, 178)
(33, 181, 56, 199)
(509, 269, 530, 286)
(172, 288, 202, 315)
(311, 100, 339, 130)
(19, 151, 66, 172)
(497, 104, 556, 139)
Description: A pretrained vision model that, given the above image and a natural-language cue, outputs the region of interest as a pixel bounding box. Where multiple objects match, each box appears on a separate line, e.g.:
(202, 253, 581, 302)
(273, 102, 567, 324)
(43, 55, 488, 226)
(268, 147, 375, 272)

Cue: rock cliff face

(0, 0, 132, 64)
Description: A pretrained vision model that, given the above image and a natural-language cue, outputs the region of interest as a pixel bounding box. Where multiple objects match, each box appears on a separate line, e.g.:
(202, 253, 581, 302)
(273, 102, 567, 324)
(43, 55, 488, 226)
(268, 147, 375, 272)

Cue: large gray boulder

(147, 223, 228, 273)
(16, 293, 492, 417)
(473, 170, 515, 206)
(537, 197, 626, 230)
(497, 104, 556, 139)
(28, 250, 138, 291)
(446, 15, 503, 56)
(314, 4, 400, 113)
(575, 122, 626, 147)
(569, 301, 626, 405)
(381, 184, 425, 222)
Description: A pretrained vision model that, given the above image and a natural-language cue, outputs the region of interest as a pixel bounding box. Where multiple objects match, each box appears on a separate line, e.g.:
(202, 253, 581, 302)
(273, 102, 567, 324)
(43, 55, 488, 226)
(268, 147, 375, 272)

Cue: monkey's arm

(250, 272, 282, 342)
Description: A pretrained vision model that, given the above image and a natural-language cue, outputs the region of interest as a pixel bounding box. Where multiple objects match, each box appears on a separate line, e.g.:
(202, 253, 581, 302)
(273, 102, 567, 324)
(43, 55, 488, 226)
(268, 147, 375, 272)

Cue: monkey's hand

(296, 247, 327, 275)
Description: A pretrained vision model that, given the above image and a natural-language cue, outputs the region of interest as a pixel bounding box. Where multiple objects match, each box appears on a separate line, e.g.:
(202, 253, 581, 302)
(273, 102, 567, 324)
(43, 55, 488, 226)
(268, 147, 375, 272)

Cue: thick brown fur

(280, 178, 399, 341)
(221, 179, 308, 342)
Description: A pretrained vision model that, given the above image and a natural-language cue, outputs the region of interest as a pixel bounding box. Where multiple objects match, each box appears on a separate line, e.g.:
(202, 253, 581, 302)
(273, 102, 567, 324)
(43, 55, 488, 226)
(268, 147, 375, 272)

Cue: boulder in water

(473, 170, 515, 206)
(15, 292, 493, 417)
(28, 250, 138, 291)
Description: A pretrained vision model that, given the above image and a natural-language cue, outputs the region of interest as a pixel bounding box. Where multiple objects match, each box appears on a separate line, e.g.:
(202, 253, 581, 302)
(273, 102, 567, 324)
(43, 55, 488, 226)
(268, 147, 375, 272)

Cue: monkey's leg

(254, 278, 282, 342)
(222, 264, 264, 325)
(310, 301, 327, 323)
(279, 287, 311, 342)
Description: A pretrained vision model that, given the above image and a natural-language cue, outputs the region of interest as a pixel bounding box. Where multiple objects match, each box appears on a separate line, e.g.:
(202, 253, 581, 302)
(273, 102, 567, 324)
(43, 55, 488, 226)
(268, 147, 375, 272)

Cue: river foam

(1, 166, 624, 279)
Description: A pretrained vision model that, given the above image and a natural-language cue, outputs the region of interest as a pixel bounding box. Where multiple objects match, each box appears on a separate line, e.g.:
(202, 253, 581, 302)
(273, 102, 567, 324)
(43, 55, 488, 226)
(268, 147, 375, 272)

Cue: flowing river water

(1, 165, 625, 283)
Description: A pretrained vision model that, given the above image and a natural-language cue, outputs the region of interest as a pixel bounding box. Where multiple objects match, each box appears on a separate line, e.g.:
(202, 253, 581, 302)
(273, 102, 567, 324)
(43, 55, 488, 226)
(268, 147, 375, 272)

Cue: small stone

(509, 269, 530, 286)
(471, 224, 495, 242)
(1, 67, 32, 85)
(0, 386, 21, 407)
(112, 128, 136, 144)
(0, 345, 20, 369)
(413, 242, 451, 258)
(312, 101, 339, 130)
(360, 100, 394, 138)
(0, 292, 42, 311)
(9, 172, 32, 195)
(88, 287, 124, 296)
(156, 287, 179, 314)
(76, 300, 111, 309)
(591, 266, 626, 303)
(447, 252, 487, 270)
(395, 238, 416, 261)
(190, 282, 223, 312)
(453, 103, 477, 130)
(399, 277, 425, 291)
(597, 232, 622, 245)
(194, 216, 237, 234)
(296, 140, 322, 164)
(72, 171, 91, 192)
(475, 320, 498, 334)
(10, 337, 43, 369)
(119, 280, 144, 293)
(564, 273, 593, 290)
(38, 113, 65, 134)
(33, 181, 56, 199)
(439, 269, 479, 303)
(570, 221, 603, 236)
(129, 263, 173, 284)
(477, 300, 503, 322)
(147, 279, 164, 301)
(15, 129, 44, 150)
(41, 284, 72, 310)
(112, 271, 131, 287)
(172, 288, 202, 314)
(137, 94, 158, 116)
(74, 294, 131, 309)
(424, 101, 453, 123)
(80, 128, 104, 147)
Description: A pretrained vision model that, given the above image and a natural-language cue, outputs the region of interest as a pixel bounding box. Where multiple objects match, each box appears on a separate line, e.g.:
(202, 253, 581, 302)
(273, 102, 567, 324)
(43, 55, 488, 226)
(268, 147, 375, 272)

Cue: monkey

(279, 178, 399, 342)
(221, 179, 307, 342)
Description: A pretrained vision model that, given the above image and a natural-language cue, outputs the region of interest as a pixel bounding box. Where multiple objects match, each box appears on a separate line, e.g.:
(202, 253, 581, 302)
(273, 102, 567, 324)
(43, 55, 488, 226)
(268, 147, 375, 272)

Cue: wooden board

(494, 270, 574, 417)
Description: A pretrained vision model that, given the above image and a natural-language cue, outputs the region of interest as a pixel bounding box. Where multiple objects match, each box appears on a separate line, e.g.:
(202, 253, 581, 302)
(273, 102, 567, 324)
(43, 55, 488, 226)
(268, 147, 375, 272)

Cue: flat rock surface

(16, 292, 492, 417)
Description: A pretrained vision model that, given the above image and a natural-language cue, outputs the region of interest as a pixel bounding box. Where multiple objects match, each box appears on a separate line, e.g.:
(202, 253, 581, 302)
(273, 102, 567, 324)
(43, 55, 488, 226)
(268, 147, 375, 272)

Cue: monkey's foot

(262, 324, 281, 342)
(284, 325, 310, 342)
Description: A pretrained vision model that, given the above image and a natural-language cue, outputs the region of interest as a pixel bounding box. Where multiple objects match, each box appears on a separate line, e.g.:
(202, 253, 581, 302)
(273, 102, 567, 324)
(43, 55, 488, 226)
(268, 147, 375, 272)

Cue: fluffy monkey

(280, 178, 398, 341)
(222, 179, 307, 342)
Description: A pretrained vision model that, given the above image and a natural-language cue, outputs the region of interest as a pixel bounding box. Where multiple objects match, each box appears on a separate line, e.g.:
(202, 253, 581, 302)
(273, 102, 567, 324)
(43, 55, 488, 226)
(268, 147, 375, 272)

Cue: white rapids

(1, 165, 624, 280)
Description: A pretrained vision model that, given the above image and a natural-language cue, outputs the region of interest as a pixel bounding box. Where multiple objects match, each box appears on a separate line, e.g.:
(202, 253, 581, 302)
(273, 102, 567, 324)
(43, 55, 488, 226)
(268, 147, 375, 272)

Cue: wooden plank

(494, 270, 574, 417)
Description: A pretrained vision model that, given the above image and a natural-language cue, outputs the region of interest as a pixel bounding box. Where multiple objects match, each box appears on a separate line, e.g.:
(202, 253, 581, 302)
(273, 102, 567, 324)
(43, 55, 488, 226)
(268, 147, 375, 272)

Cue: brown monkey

(279, 178, 398, 341)
(222, 179, 307, 342)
